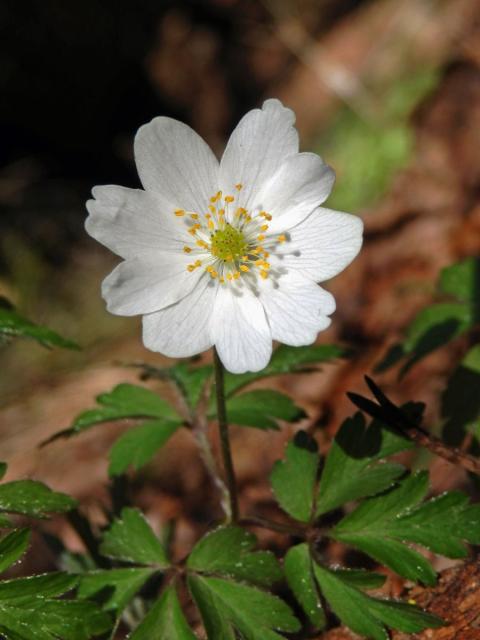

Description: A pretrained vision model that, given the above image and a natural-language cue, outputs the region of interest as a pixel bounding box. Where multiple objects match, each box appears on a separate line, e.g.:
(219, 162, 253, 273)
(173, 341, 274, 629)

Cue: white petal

(142, 275, 216, 357)
(86, 185, 192, 259)
(210, 285, 272, 374)
(219, 99, 298, 210)
(274, 207, 364, 281)
(258, 271, 335, 346)
(134, 117, 219, 213)
(102, 253, 199, 316)
(256, 153, 335, 233)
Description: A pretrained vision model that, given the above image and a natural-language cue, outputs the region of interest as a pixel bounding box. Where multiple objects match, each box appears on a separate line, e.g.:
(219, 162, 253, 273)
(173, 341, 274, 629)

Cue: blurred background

(1, 0, 480, 580)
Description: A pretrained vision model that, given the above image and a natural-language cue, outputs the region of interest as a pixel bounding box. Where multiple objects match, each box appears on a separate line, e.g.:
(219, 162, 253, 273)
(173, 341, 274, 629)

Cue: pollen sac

(210, 224, 247, 262)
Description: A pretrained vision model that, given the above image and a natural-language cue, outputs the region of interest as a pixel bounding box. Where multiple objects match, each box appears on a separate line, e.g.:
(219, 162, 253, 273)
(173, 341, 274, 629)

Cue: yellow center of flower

(210, 225, 247, 262)
(173, 184, 287, 284)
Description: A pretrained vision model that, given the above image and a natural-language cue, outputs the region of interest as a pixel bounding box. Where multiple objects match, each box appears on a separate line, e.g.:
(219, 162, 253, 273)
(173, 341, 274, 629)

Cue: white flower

(86, 99, 363, 374)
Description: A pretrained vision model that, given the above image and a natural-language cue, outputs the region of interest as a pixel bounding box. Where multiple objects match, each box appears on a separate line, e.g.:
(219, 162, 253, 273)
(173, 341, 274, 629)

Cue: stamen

(224, 195, 235, 203)
(277, 234, 286, 243)
(174, 209, 185, 217)
(183, 246, 192, 253)
(190, 213, 199, 220)
(235, 183, 243, 191)
(260, 270, 269, 279)
(260, 224, 269, 232)
(240, 265, 249, 272)
(257, 234, 265, 242)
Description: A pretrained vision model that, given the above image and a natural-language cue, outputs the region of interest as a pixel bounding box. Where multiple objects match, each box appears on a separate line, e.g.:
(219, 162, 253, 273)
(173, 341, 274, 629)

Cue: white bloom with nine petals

(86, 99, 363, 373)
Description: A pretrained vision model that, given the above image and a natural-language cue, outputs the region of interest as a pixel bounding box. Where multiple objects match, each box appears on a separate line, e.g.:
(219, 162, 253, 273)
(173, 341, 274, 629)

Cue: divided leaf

(130, 585, 196, 640)
(0, 481, 76, 518)
(0, 529, 30, 574)
(187, 526, 282, 587)
(78, 567, 153, 613)
(225, 390, 306, 430)
(0, 572, 111, 640)
(60, 383, 180, 437)
(108, 420, 181, 476)
(224, 344, 346, 396)
(270, 431, 318, 522)
(316, 413, 412, 516)
(331, 471, 479, 584)
(314, 564, 443, 640)
(100, 508, 169, 568)
(0, 303, 79, 350)
(284, 544, 326, 629)
(188, 575, 300, 640)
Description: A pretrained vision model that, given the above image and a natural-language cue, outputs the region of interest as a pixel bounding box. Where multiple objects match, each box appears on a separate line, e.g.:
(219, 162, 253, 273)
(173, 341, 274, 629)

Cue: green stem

(213, 348, 239, 522)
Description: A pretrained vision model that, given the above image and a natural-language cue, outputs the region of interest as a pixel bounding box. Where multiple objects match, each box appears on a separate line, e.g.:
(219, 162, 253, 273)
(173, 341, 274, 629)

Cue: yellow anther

(217, 191, 222, 199)
(208, 220, 215, 230)
(209, 270, 218, 279)
(254, 259, 263, 266)
(260, 270, 269, 279)
(224, 195, 235, 203)
(257, 234, 265, 242)
(208, 205, 216, 213)
(241, 255, 248, 262)
(205, 213, 211, 219)
(227, 273, 233, 281)
(190, 213, 199, 220)
(240, 265, 250, 272)
(260, 211, 272, 221)
(183, 246, 192, 253)
(263, 250, 270, 258)
(260, 224, 269, 232)
(174, 209, 185, 217)
(194, 260, 202, 267)
(238, 207, 247, 216)
(277, 234, 286, 243)
(245, 215, 252, 222)
(188, 225, 200, 236)
(187, 265, 195, 272)
(251, 247, 261, 255)
(233, 271, 241, 279)
(262, 261, 270, 269)
(226, 255, 233, 262)
(220, 277, 225, 284)
(218, 208, 225, 216)
(196, 240, 208, 249)
(235, 183, 243, 191)
(206, 265, 214, 272)
(209, 196, 217, 203)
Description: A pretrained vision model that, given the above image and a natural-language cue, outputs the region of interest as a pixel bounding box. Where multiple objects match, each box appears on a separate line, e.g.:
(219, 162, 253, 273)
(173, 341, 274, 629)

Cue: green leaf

(314, 564, 443, 640)
(442, 344, 480, 446)
(188, 575, 300, 640)
(270, 431, 318, 522)
(108, 420, 182, 476)
(316, 413, 411, 516)
(225, 390, 306, 430)
(284, 544, 326, 629)
(439, 256, 479, 303)
(332, 472, 442, 585)
(169, 363, 213, 410)
(224, 344, 346, 396)
(187, 526, 282, 587)
(130, 585, 196, 640)
(59, 383, 180, 438)
(332, 568, 386, 590)
(78, 568, 153, 613)
(0, 481, 76, 517)
(0, 529, 30, 573)
(0, 305, 79, 350)
(100, 508, 169, 568)
(0, 573, 111, 640)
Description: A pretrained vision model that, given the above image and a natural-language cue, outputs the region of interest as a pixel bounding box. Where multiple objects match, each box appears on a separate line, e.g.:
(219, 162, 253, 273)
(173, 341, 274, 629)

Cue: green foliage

(0, 298, 79, 350)
(48, 383, 183, 476)
(0, 541, 110, 640)
(130, 585, 196, 639)
(188, 575, 300, 640)
(100, 508, 169, 568)
(77, 568, 154, 613)
(224, 344, 346, 396)
(316, 412, 412, 515)
(187, 526, 282, 588)
(108, 420, 181, 476)
(0, 475, 76, 519)
(313, 564, 443, 640)
(284, 544, 326, 629)
(225, 390, 306, 430)
(377, 257, 480, 375)
(333, 471, 480, 585)
(0, 529, 30, 573)
(270, 431, 319, 522)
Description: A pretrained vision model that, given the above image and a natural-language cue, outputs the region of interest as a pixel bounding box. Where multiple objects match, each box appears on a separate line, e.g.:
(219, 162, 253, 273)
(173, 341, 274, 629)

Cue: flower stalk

(213, 347, 239, 522)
